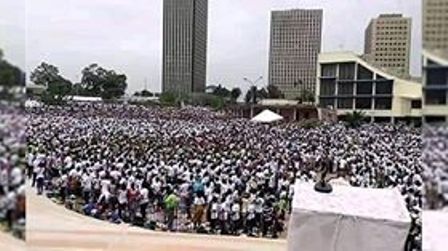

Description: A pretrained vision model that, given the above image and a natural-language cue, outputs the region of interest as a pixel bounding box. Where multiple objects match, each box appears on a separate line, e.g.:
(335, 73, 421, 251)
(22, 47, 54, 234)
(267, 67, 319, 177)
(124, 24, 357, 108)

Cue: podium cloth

(287, 181, 411, 251)
(423, 210, 448, 251)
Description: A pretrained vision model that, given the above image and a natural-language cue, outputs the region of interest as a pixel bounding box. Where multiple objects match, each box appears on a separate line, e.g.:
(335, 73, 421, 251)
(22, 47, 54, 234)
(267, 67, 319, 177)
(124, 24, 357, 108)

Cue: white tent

(288, 181, 411, 251)
(251, 109, 283, 123)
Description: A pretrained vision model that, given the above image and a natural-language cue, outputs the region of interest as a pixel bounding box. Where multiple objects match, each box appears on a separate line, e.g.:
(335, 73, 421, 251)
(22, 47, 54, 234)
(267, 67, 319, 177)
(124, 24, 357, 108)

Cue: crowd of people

(423, 125, 448, 210)
(0, 106, 26, 239)
(27, 103, 424, 250)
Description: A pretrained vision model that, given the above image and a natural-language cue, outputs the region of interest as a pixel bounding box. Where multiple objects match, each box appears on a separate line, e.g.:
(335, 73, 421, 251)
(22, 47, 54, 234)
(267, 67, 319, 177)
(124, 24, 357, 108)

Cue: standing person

(127, 183, 139, 223)
(209, 196, 219, 233)
(117, 184, 128, 220)
(193, 194, 206, 230)
(139, 186, 149, 221)
(254, 195, 264, 233)
(36, 162, 46, 195)
(218, 198, 229, 235)
(31, 156, 42, 188)
(262, 199, 274, 238)
(164, 189, 179, 231)
(245, 199, 256, 236)
(230, 199, 241, 235)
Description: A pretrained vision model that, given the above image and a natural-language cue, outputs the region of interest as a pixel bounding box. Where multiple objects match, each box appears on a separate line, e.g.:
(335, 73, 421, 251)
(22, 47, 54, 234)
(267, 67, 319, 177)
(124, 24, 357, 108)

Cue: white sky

(0, 0, 421, 94)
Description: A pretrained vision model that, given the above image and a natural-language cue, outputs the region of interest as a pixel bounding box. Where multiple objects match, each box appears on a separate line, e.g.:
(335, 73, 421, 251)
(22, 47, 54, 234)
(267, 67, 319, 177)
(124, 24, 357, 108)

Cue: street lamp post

(243, 76, 263, 104)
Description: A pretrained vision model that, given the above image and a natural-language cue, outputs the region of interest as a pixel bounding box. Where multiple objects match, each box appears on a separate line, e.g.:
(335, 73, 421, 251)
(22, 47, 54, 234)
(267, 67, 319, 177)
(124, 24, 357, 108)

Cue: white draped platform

(288, 181, 411, 251)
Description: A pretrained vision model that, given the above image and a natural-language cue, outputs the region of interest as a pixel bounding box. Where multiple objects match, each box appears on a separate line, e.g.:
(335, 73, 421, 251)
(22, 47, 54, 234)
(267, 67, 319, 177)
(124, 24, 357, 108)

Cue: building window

(338, 82, 354, 95)
(356, 82, 373, 95)
(375, 98, 392, 110)
(355, 98, 372, 109)
(357, 65, 374, 80)
(321, 64, 337, 77)
(320, 98, 335, 108)
(425, 116, 447, 124)
(411, 100, 422, 109)
(376, 80, 393, 94)
(320, 79, 336, 96)
(425, 90, 447, 105)
(337, 98, 353, 109)
(339, 63, 355, 80)
(427, 68, 448, 86)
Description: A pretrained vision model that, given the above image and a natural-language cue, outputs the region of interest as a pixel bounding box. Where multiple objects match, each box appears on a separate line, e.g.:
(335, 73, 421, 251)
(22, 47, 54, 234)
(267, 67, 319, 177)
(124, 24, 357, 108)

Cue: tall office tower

(364, 14, 412, 78)
(268, 9, 323, 100)
(162, 0, 208, 94)
(423, 0, 448, 51)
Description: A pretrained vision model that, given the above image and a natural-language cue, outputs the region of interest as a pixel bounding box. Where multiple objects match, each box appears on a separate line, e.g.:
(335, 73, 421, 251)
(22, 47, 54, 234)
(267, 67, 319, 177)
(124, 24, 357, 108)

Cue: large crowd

(0, 106, 26, 239)
(423, 125, 448, 210)
(27, 103, 424, 250)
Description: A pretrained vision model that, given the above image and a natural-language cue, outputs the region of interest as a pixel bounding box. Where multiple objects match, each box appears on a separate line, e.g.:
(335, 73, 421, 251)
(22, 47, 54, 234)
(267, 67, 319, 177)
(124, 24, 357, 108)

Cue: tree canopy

(266, 85, 284, 99)
(245, 86, 268, 104)
(0, 50, 25, 100)
(230, 87, 242, 101)
(80, 64, 127, 100)
(30, 62, 72, 104)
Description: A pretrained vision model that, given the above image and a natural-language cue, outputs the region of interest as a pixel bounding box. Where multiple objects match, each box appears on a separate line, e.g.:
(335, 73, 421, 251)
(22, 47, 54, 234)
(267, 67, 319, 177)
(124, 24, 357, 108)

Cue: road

(26, 188, 286, 251)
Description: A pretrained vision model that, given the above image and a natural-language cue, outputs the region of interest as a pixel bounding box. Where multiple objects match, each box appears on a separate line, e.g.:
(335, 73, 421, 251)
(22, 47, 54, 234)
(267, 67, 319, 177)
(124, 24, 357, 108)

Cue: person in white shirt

(35, 163, 46, 195)
(230, 200, 241, 235)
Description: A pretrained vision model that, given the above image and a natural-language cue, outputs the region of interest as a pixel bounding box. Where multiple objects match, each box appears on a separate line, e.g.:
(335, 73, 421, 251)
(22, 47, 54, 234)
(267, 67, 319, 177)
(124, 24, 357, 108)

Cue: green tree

(80, 64, 127, 100)
(212, 85, 231, 98)
(343, 111, 366, 128)
(266, 85, 284, 99)
(230, 87, 242, 101)
(30, 62, 72, 104)
(30, 62, 60, 87)
(245, 86, 268, 104)
(301, 89, 315, 104)
(159, 92, 177, 106)
(0, 51, 25, 100)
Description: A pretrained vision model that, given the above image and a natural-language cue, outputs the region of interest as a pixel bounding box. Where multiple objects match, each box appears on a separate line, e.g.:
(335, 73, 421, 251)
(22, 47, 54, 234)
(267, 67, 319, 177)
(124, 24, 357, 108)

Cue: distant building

(423, 0, 448, 51)
(422, 50, 448, 124)
(162, 0, 208, 95)
(268, 9, 323, 100)
(316, 52, 422, 124)
(364, 14, 412, 78)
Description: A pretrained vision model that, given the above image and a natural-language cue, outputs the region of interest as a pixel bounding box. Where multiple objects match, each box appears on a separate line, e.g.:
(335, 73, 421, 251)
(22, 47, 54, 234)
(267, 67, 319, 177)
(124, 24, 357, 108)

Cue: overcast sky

(0, 0, 421, 94)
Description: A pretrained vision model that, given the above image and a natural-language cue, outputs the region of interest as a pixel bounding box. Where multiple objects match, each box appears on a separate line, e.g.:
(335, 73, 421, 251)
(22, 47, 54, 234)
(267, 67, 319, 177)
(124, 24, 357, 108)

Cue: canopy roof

(251, 109, 283, 123)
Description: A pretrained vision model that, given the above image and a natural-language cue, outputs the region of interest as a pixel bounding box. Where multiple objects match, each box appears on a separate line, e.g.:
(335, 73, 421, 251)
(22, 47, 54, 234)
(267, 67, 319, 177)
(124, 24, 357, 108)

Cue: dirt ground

(26, 188, 286, 251)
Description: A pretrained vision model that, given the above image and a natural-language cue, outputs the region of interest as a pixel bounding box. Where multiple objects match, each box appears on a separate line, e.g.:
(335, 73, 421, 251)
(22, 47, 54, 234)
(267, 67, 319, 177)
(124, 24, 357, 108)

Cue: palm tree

(344, 111, 366, 127)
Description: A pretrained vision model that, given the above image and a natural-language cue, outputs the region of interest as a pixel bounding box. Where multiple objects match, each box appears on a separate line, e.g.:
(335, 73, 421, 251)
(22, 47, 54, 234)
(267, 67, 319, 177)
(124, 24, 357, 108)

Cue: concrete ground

(0, 231, 26, 251)
(26, 188, 286, 251)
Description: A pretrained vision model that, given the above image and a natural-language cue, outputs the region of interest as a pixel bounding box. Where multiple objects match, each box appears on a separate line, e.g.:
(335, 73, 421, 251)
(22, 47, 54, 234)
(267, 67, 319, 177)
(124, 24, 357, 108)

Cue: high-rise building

(162, 0, 208, 94)
(268, 9, 323, 99)
(423, 0, 448, 51)
(364, 14, 412, 78)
